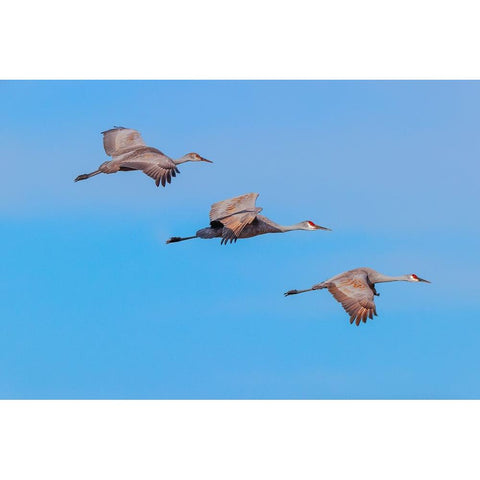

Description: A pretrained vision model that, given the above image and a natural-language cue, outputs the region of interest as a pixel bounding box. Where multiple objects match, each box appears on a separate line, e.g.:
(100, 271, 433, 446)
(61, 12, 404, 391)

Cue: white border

(1, 0, 480, 79)
(0, 400, 478, 479)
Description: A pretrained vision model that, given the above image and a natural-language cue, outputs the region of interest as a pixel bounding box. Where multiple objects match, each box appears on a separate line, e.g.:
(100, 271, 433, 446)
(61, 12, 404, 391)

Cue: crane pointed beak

(315, 224, 332, 231)
(200, 157, 213, 163)
(418, 277, 431, 283)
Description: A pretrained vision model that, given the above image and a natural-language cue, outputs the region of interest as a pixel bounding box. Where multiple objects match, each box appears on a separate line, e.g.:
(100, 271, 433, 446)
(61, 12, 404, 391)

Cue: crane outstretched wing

(326, 271, 377, 326)
(209, 193, 262, 237)
(119, 149, 178, 187)
(102, 127, 147, 157)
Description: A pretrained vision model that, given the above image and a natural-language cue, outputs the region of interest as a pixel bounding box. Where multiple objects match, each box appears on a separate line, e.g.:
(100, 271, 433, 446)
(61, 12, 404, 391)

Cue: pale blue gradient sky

(1, 81, 479, 398)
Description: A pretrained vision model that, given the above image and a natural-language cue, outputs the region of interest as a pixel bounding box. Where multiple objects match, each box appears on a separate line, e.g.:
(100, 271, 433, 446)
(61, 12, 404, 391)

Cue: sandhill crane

(166, 193, 330, 245)
(284, 267, 430, 326)
(74, 126, 212, 187)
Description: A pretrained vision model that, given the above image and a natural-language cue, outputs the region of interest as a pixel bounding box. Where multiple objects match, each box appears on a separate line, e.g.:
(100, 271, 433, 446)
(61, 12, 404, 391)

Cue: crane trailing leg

(74, 170, 101, 182)
(166, 226, 222, 244)
(166, 235, 197, 244)
(284, 283, 326, 296)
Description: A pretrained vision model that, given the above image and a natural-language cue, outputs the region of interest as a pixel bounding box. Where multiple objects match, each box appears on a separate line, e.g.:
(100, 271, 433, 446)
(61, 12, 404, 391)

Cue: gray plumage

(284, 267, 431, 326)
(166, 193, 331, 245)
(74, 127, 212, 187)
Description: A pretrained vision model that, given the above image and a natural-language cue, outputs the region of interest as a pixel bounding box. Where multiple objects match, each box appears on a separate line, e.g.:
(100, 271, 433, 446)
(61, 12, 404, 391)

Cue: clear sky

(1, 80, 479, 399)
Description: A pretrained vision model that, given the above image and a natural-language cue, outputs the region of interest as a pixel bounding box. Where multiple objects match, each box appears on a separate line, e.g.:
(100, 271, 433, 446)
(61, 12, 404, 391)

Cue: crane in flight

(74, 127, 212, 187)
(284, 267, 430, 325)
(166, 193, 331, 245)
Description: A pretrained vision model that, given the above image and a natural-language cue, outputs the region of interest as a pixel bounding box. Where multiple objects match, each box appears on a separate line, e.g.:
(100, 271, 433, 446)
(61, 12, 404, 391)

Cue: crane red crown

(411, 274, 418, 279)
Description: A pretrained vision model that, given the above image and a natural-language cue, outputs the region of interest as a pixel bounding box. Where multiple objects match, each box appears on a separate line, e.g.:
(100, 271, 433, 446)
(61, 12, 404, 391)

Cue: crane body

(74, 127, 211, 187)
(166, 193, 331, 245)
(285, 267, 430, 325)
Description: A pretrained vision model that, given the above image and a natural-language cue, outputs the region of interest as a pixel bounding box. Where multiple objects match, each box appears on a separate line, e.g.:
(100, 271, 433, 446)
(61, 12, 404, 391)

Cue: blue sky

(1, 80, 479, 398)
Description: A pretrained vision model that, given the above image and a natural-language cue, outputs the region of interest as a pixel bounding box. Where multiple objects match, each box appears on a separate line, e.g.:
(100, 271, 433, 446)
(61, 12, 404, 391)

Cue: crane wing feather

(326, 271, 377, 326)
(102, 127, 147, 156)
(120, 151, 177, 187)
(209, 193, 262, 237)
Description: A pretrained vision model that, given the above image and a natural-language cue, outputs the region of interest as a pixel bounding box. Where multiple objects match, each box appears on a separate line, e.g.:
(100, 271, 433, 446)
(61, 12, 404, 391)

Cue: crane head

(409, 273, 431, 283)
(183, 152, 213, 163)
(304, 220, 331, 231)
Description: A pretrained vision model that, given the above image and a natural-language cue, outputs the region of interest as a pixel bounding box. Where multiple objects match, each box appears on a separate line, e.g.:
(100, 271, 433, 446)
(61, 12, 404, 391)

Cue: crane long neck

(174, 155, 190, 165)
(278, 222, 305, 232)
(370, 273, 410, 284)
